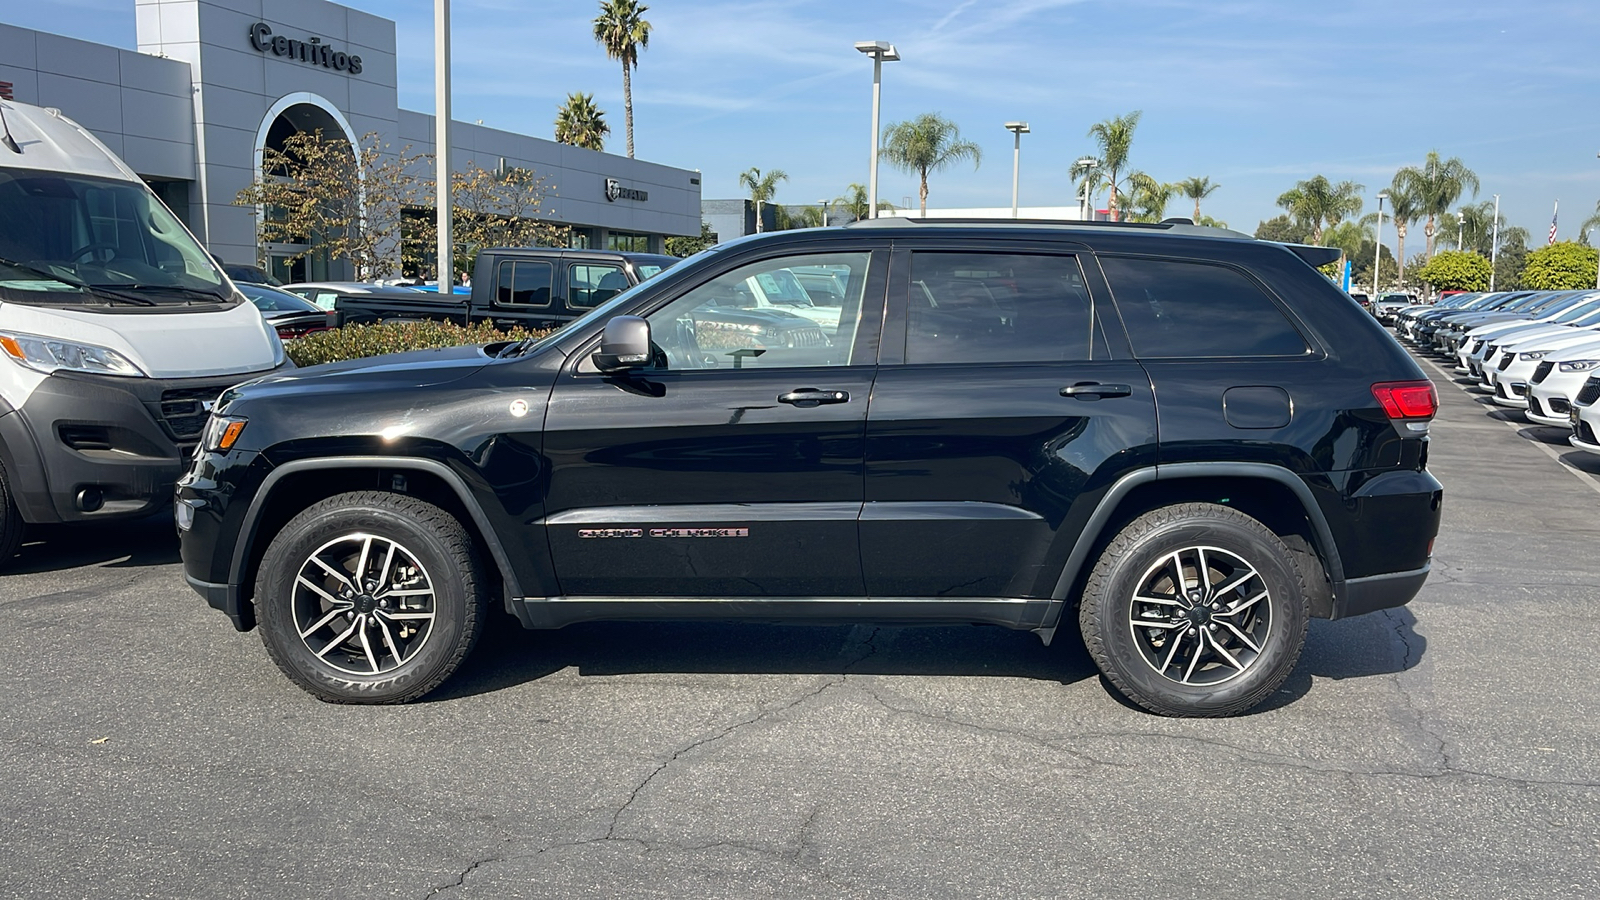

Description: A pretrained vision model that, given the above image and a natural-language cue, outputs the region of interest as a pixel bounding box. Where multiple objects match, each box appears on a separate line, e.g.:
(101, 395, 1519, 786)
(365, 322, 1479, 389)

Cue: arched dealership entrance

(252, 93, 359, 283)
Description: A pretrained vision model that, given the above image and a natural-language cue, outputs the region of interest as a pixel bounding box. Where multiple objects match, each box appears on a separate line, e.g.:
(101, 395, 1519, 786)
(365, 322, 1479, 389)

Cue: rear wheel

(256, 491, 488, 703)
(0, 458, 23, 568)
(1079, 503, 1308, 717)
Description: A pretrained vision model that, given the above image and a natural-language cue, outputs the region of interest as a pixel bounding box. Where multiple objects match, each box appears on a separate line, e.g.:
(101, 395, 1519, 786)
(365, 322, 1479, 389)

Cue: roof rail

(844, 216, 1251, 239)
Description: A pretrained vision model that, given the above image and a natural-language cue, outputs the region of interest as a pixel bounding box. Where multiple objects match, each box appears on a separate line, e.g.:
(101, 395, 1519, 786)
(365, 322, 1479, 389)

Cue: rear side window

(496, 261, 552, 306)
(907, 252, 1094, 364)
(1100, 257, 1310, 358)
(569, 263, 628, 309)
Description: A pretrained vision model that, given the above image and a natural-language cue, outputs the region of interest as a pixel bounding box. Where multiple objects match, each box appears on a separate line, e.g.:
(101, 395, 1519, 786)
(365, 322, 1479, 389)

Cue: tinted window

(906, 252, 1093, 364)
(569, 263, 628, 309)
(496, 261, 552, 306)
(646, 252, 871, 370)
(1101, 257, 1310, 358)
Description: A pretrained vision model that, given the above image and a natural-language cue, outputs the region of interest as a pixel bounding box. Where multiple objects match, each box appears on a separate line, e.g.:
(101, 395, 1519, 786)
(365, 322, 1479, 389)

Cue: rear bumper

(1334, 565, 1430, 618)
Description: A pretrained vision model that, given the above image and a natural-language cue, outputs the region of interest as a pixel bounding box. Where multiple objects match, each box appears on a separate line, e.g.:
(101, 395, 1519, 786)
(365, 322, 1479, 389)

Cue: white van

(0, 100, 288, 563)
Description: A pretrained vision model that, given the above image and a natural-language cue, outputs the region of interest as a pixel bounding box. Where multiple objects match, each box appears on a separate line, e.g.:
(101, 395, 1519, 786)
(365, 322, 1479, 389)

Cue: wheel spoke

(310, 556, 358, 593)
(296, 575, 346, 607)
(375, 610, 432, 622)
(1131, 614, 1181, 630)
(1212, 567, 1258, 598)
(316, 620, 360, 659)
(1167, 552, 1187, 594)
(1205, 629, 1245, 671)
(1182, 634, 1204, 683)
(1219, 619, 1261, 653)
(375, 615, 406, 666)
(358, 622, 380, 674)
(375, 588, 433, 599)
(377, 539, 398, 592)
(1195, 548, 1212, 595)
(1215, 590, 1268, 618)
(299, 605, 351, 639)
(1161, 628, 1189, 673)
(355, 536, 373, 589)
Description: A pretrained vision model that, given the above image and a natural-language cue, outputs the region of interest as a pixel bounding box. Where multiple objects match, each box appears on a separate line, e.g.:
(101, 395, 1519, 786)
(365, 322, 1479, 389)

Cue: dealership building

(0, 0, 702, 281)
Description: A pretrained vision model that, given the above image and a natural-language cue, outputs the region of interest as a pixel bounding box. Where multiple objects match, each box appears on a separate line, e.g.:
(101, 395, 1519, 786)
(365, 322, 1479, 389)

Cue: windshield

(1552, 298, 1600, 323)
(239, 282, 322, 313)
(0, 167, 229, 306)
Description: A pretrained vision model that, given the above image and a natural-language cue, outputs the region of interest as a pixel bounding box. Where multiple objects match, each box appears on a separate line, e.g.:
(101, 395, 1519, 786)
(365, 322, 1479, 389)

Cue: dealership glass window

(607, 231, 650, 252)
(1099, 256, 1310, 358)
(646, 252, 871, 370)
(569, 263, 628, 309)
(496, 260, 553, 306)
(905, 252, 1094, 364)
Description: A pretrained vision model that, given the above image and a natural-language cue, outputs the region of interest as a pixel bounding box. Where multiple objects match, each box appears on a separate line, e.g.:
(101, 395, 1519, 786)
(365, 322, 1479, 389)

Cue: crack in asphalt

(1382, 609, 1453, 770)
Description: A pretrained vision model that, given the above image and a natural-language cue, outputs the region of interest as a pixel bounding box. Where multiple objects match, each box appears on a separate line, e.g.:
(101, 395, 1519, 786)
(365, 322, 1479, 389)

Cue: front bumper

(0, 367, 283, 524)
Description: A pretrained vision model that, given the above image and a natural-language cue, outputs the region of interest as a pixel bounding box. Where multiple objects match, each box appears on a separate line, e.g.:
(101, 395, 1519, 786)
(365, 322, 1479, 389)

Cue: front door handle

(1060, 382, 1132, 399)
(779, 388, 850, 406)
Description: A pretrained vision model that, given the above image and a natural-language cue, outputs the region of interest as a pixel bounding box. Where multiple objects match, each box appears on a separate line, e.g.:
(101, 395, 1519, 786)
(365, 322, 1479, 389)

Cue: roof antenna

(0, 103, 20, 154)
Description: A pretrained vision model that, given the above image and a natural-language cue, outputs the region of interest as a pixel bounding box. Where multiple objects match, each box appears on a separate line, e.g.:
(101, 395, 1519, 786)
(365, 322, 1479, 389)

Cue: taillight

(1372, 381, 1437, 419)
(277, 324, 331, 340)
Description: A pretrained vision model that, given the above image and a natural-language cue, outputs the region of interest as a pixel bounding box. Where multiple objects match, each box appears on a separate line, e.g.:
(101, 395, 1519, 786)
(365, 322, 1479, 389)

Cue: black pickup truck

(334, 248, 680, 330)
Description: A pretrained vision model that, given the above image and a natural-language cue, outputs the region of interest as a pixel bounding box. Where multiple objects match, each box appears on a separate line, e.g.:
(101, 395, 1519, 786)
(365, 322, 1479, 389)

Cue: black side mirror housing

(592, 315, 652, 372)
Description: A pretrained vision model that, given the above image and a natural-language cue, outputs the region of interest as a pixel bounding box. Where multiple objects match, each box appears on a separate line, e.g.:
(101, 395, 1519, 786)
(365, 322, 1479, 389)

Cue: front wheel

(256, 491, 488, 703)
(1079, 503, 1308, 717)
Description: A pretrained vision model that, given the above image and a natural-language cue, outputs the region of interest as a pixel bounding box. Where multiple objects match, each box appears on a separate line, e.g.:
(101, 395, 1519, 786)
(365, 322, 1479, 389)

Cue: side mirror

(592, 315, 652, 372)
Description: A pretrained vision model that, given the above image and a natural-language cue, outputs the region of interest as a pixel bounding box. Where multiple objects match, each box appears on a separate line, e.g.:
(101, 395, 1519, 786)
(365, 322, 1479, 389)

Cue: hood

(0, 299, 281, 378)
(234, 344, 492, 399)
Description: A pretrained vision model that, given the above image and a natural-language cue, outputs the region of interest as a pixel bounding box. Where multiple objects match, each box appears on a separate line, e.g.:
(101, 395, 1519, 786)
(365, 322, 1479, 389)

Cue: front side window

(645, 252, 871, 370)
(569, 263, 628, 309)
(1100, 257, 1311, 358)
(496, 260, 552, 307)
(906, 252, 1094, 364)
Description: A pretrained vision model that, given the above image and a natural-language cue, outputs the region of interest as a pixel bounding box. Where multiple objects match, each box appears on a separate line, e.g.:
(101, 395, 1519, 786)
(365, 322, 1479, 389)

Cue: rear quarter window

(1100, 256, 1311, 358)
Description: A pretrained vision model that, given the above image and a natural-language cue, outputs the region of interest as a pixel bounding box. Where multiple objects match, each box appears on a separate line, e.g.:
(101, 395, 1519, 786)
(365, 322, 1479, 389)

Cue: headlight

(0, 331, 146, 377)
(1558, 359, 1600, 373)
(200, 414, 248, 452)
(1519, 351, 1545, 361)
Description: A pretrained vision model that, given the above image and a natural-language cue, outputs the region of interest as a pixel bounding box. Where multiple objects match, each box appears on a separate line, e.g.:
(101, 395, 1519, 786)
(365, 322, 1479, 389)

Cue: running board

(514, 595, 1055, 631)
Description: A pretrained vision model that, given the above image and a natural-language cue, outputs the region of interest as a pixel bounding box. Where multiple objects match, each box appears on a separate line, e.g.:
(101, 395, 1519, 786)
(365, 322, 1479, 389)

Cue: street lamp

(1490, 193, 1500, 291)
(1004, 121, 1029, 218)
(434, 0, 453, 293)
(1075, 156, 1097, 221)
(1592, 228, 1600, 289)
(854, 40, 899, 220)
(1373, 191, 1388, 296)
(818, 198, 829, 228)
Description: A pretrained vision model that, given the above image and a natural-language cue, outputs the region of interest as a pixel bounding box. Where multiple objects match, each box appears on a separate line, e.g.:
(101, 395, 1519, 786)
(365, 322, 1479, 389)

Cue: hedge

(285, 320, 552, 367)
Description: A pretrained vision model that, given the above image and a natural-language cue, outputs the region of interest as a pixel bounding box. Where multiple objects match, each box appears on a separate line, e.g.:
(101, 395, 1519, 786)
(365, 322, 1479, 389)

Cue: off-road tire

(256, 491, 488, 703)
(0, 458, 23, 567)
(1079, 502, 1309, 717)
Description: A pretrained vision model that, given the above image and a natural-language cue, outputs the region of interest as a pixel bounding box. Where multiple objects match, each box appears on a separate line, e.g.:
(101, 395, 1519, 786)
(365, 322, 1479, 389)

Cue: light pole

(1004, 121, 1029, 218)
(1075, 156, 1097, 221)
(1490, 193, 1501, 291)
(434, 0, 452, 293)
(1373, 191, 1388, 296)
(854, 41, 899, 219)
(818, 199, 829, 228)
(1592, 228, 1600, 289)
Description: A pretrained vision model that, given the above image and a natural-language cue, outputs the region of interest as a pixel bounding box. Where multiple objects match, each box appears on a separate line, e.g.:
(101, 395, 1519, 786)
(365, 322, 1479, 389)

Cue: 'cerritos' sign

(248, 23, 364, 75)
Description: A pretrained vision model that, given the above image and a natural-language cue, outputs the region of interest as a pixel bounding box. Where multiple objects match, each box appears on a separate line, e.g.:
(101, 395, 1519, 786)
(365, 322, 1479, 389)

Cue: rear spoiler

(1278, 243, 1342, 268)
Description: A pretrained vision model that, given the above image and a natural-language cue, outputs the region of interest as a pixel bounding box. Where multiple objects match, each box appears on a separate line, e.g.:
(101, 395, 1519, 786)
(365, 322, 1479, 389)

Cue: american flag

(1549, 201, 1559, 244)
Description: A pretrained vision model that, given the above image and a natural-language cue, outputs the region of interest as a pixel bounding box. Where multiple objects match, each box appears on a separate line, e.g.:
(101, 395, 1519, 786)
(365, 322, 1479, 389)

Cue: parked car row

(1390, 288, 1600, 457)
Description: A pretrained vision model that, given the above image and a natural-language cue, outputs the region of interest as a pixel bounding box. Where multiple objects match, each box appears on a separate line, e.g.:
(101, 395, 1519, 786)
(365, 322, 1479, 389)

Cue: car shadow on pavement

(6, 514, 180, 575)
(430, 615, 1104, 702)
(430, 607, 1425, 712)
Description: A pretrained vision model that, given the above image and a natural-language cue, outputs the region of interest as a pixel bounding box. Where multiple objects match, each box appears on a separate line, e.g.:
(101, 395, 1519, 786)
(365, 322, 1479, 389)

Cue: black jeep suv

(177, 219, 1442, 717)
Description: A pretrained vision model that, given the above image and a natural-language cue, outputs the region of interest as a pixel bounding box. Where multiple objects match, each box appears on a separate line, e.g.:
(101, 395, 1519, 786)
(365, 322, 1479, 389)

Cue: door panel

(863, 247, 1158, 599)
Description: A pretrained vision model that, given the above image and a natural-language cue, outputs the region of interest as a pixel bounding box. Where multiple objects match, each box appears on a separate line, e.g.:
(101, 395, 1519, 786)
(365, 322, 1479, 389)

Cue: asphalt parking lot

(3, 348, 1599, 900)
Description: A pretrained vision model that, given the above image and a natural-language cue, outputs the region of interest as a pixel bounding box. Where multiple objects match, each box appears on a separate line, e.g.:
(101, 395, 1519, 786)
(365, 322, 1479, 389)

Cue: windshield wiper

(0, 256, 87, 286)
(0, 258, 159, 305)
(93, 284, 229, 302)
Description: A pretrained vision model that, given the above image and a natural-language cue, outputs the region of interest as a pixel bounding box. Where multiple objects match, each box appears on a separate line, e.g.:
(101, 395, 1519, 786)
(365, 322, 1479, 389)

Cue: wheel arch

(1045, 463, 1344, 633)
(227, 457, 526, 631)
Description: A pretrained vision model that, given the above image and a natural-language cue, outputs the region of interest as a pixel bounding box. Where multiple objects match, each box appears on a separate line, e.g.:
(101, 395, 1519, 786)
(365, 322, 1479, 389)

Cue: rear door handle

(779, 389, 850, 406)
(1060, 382, 1132, 399)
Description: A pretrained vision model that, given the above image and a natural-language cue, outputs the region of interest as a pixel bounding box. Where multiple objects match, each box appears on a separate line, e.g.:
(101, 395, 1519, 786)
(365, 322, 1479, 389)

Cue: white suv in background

(1486, 332, 1600, 407)
(1526, 351, 1600, 424)
(1567, 375, 1600, 453)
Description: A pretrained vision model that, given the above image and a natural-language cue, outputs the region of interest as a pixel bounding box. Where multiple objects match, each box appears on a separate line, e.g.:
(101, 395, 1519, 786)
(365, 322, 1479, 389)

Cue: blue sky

(11, 0, 1600, 252)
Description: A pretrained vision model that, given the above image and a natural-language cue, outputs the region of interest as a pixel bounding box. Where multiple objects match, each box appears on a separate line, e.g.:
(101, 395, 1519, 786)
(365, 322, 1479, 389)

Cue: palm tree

(1086, 111, 1141, 221)
(1580, 201, 1600, 243)
(1176, 176, 1219, 223)
(834, 183, 896, 222)
(879, 113, 982, 216)
(1385, 180, 1421, 284)
(553, 92, 609, 151)
(1394, 151, 1479, 259)
(738, 167, 787, 233)
(1275, 175, 1364, 245)
(592, 0, 651, 159)
(1124, 172, 1176, 223)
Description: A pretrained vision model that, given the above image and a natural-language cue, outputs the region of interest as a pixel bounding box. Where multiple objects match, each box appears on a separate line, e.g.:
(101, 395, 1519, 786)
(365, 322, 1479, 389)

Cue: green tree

(834, 183, 895, 222)
(1580, 200, 1600, 240)
(1520, 241, 1600, 290)
(1351, 240, 1399, 292)
(1494, 230, 1528, 290)
(665, 223, 715, 257)
(1275, 175, 1364, 245)
(1175, 176, 1219, 223)
(1123, 172, 1175, 223)
(1086, 111, 1141, 221)
(1415, 250, 1492, 291)
(738, 167, 787, 233)
(1254, 214, 1311, 244)
(1394, 151, 1479, 259)
(593, 0, 651, 159)
(553, 92, 609, 151)
(1385, 180, 1421, 285)
(446, 162, 566, 280)
(880, 113, 982, 216)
